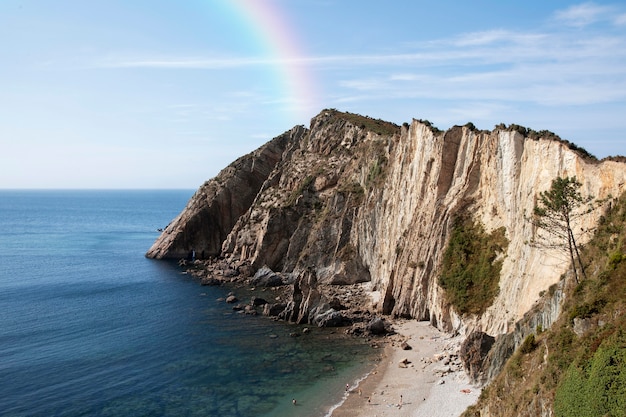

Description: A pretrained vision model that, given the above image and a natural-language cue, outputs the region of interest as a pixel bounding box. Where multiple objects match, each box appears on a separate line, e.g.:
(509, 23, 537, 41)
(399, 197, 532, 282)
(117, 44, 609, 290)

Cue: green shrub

(608, 249, 623, 269)
(554, 366, 590, 417)
(569, 298, 607, 322)
(520, 334, 537, 354)
(554, 331, 626, 417)
(438, 218, 508, 315)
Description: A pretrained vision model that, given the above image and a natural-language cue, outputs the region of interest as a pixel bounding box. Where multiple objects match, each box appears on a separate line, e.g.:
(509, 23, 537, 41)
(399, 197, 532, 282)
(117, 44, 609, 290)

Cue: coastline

(330, 320, 480, 417)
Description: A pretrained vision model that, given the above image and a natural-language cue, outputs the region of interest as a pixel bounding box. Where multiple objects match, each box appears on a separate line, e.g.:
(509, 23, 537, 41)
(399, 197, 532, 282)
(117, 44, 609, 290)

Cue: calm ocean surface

(0, 190, 375, 417)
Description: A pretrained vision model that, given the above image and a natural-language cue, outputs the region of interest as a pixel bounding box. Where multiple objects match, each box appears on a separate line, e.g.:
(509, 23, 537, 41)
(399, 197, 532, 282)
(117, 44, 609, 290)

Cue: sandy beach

(331, 320, 480, 417)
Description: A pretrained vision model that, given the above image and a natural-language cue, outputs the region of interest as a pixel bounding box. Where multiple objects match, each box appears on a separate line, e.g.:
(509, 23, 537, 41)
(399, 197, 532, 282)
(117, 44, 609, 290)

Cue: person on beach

(345, 383, 349, 392)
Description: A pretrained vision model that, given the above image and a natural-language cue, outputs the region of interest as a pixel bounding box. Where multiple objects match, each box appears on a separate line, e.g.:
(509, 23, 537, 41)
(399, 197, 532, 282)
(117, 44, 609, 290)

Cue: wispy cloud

(554, 2, 616, 27)
(97, 56, 280, 69)
(450, 30, 548, 47)
(614, 13, 626, 26)
(327, 9, 626, 108)
(91, 2, 626, 112)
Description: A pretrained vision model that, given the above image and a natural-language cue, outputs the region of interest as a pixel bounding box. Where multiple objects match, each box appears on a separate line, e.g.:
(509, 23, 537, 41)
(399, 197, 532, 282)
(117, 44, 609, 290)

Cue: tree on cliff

(532, 176, 594, 283)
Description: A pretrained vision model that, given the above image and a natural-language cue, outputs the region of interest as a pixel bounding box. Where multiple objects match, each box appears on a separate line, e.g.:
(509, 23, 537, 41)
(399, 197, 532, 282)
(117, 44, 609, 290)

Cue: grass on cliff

(439, 217, 508, 315)
(323, 108, 400, 136)
(495, 122, 597, 161)
(462, 192, 626, 417)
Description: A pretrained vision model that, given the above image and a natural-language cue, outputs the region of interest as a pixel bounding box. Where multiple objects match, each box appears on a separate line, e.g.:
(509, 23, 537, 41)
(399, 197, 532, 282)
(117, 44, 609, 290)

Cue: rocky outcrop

(147, 109, 626, 374)
(145, 125, 307, 259)
(479, 279, 566, 384)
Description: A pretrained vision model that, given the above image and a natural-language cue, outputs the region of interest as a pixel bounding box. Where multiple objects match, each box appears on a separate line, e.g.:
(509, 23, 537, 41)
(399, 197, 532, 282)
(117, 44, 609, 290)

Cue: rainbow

(217, 0, 320, 124)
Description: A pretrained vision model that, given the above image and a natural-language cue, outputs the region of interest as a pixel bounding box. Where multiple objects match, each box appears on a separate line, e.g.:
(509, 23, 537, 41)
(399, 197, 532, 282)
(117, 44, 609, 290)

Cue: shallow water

(0, 190, 376, 417)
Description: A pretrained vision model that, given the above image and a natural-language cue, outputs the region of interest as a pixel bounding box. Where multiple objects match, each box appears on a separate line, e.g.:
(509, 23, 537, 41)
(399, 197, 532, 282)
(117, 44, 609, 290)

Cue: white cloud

(451, 30, 547, 47)
(554, 2, 615, 27)
(90, 4, 626, 113)
(338, 78, 390, 91)
(614, 13, 626, 26)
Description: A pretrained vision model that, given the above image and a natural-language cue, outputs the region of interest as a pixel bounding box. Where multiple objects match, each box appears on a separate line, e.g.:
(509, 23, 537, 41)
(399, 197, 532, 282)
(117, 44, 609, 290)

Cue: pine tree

(532, 176, 594, 283)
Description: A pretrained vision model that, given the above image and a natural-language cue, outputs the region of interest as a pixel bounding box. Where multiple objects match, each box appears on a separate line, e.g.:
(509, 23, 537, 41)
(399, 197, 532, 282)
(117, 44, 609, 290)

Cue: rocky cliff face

(146, 125, 306, 260)
(147, 109, 626, 350)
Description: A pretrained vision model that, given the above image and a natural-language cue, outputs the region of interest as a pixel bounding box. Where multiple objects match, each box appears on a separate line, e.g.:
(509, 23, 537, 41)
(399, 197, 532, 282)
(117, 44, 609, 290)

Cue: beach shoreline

(330, 320, 480, 417)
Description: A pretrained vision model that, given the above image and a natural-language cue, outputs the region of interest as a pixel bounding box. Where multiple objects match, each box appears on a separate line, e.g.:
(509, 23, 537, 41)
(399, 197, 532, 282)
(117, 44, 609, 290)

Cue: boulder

(573, 317, 594, 336)
(201, 276, 223, 286)
(366, 317, 389, 335)
(312, 309, 344, 327)
(460, 331, 496, 383)
(263, 303, 287, 317)
(250, 266, 284, 288)
(222, 268, 239, 278)
(251, 296, 268, 306)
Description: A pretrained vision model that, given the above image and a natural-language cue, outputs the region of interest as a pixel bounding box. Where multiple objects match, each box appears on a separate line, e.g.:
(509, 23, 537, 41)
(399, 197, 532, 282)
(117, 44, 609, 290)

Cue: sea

(0, 190, 377, 417)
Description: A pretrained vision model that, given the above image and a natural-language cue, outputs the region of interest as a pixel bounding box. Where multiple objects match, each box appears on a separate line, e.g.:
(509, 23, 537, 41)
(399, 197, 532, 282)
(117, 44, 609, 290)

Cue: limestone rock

(145, 125, 306, 260)
(312, 309, 344, 327)
(250, 266, 284, 288)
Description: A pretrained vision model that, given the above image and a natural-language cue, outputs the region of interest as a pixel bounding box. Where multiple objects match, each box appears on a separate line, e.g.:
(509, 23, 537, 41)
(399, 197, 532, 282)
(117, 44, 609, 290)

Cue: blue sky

(1, 0, 625, 189)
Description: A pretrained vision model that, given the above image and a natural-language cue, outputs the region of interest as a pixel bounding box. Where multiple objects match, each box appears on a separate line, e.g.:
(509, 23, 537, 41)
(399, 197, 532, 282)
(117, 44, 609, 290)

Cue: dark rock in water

(366, 317, 389, 335)
(244, 305, 257, 315)
(250, 266, 284, 288)
(263, 303, 287, 317)
(346, 323, 365, 336)
(201, 276, 222, 286)
(251, 296, 268, 306)
(225, 295, 238, 303)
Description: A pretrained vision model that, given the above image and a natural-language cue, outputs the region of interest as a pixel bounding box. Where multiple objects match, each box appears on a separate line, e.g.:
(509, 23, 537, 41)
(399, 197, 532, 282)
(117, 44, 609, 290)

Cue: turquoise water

(0, 190, 376, 417)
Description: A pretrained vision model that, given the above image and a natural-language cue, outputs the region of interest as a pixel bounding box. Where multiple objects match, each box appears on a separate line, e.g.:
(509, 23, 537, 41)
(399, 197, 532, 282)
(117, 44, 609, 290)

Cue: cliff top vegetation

(321, 108, 400, 136)
(495, 123, 598, 161)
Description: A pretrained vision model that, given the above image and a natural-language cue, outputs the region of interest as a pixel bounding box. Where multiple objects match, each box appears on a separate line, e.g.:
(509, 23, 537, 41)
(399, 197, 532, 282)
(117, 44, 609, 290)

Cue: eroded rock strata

(147, 109, 626, 383)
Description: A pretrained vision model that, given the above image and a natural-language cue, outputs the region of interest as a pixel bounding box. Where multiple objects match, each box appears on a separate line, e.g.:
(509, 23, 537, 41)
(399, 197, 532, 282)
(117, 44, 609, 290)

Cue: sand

(330, 320, 480, 417)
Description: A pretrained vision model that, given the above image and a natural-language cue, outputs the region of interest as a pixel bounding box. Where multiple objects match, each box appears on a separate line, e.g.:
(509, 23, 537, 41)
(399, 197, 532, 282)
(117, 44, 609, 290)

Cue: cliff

(146, 125, 307, 260)
(462, 192, 626, 417)
(147, 109, 626, 382)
